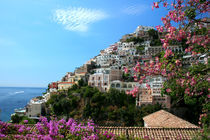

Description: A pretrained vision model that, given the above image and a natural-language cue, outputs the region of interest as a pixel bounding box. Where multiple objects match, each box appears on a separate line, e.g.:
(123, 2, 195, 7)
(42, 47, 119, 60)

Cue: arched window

(111, 83, 115, 88)
(123, 84, 127, 88)
(116, 83, 121, 88)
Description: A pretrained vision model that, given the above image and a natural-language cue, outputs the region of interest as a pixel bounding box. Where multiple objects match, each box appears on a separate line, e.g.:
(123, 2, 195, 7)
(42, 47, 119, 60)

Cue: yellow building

(74, 72, 87, 84)
(66, 72, 87, 84)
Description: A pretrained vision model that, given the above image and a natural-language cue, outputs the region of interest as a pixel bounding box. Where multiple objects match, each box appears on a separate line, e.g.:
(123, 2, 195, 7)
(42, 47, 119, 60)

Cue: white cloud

(123, 5, 149, 15)
(53, 7, 108, 32)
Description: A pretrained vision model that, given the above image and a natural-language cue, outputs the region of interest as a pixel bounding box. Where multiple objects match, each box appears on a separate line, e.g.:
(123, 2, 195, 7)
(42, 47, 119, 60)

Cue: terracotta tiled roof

(143, 110, 199, 128)
(20, 125, 199, 140)
(97, 127, 199, 140)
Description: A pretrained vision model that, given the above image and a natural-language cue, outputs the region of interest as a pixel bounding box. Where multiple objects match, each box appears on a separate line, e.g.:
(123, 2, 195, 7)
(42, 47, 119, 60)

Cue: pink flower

(124, 67, 128, 74)
(190, 77, 196, 86)
(146, 84, 151, 89)
(166, 88, 172, 93)
(163, 2, 168, 7)
(153, 2, 159, 8)
(185, 88, 190, 95)
(175, 60, 181, 66)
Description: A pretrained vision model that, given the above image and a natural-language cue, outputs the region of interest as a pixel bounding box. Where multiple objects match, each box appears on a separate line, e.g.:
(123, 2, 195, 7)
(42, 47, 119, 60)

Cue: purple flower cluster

(0, 117, 116, 140)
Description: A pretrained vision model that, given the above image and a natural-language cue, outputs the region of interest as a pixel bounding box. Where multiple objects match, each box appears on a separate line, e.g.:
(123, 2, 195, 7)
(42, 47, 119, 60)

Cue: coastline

(0, 87, 46, 122)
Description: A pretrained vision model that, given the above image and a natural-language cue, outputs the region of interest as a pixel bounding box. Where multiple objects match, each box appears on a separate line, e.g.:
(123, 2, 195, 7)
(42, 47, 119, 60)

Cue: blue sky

(0, 0, 167, 87)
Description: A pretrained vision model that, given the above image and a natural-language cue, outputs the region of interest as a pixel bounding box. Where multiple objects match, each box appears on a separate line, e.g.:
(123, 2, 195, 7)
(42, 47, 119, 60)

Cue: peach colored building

(58, 82, 75, 90)
(136, 89, 171, 109)
(88, 69, 122, 92)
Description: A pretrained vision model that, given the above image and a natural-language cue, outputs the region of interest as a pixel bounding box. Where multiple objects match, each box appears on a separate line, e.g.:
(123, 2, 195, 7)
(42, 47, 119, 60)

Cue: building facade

(145, 45, 183, 56)
(58, 82, 75, 90)
(88, 69, 122, 92)
(26, 98, 45, 118)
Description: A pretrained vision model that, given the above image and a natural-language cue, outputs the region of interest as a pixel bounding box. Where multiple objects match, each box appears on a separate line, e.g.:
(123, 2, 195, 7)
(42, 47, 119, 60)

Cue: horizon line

(0, 86, 47, 88)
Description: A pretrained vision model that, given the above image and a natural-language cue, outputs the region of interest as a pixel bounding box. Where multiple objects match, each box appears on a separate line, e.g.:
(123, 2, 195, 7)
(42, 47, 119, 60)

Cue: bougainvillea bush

(0, 117, 118, 140)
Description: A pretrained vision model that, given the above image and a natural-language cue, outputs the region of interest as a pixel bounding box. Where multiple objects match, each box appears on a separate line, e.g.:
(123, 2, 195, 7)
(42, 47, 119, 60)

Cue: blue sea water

(0, 87, 46, 122)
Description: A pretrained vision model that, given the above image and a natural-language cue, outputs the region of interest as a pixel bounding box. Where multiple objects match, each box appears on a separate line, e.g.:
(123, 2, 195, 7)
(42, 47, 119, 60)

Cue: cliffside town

(13, 25, 208, 120)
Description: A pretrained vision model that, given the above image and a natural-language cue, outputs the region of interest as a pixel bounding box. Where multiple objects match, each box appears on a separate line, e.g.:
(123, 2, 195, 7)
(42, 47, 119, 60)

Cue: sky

(0, 0, 167, 87)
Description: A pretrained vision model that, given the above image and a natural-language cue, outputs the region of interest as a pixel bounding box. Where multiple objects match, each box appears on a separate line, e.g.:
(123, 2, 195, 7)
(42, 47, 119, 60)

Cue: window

(116, 83, 121, 88)
(123, 84, 127, 88)
(111, 83, 115, 88)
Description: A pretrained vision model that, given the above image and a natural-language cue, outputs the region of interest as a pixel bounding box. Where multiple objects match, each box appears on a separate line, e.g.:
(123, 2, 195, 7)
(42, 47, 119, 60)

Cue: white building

(96, 53, 120, 67)
(135, 25, 154, 32)
(143, 75, 165, 95)
(183, 53, 208, 66)
(145, 45, 183, 56)
(109, 80, 138, 92)
(103, 44, 118, 54)
(26, 97, 46, 118)
(135, 26, 154, 37)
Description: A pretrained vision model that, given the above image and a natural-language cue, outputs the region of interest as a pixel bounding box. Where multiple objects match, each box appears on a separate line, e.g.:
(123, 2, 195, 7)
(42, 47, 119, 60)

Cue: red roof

(59, 82, 75, 84)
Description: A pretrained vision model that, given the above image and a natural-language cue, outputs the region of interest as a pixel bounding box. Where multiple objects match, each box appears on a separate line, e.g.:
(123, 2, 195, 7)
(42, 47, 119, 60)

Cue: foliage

(46, 85, 161, 126)
(36, 96, 44, 100)
(136, 45, 145, 55)
(148, 29, 162, 46)
(11, 114, 35, 124)
(122, 73, 134, 82)
(148, 29, 159, 40)
(78, 79, 88, 87)
(47, 93, 79, 117)
(126, 37, 144, 44)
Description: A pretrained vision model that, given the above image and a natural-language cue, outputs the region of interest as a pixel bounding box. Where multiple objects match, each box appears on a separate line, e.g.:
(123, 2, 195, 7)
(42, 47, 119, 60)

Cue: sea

(0, 87, 46, 122)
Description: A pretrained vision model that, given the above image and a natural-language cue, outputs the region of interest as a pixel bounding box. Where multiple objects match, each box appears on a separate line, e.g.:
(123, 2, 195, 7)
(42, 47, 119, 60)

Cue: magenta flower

(49, 120, 58, 137)
(0, 133, 6, 138)
(18, 126, 25, 133)
(24, 120, 28, 124)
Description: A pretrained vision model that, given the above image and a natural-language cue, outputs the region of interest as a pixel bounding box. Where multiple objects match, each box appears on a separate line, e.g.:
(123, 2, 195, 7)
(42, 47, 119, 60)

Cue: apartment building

(96, 53, 119, 67)
(88, 69, 122, 92)
(145, 45, 183, 56)
(136, 76, 171, 108)
(136, 88, 171, 108)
